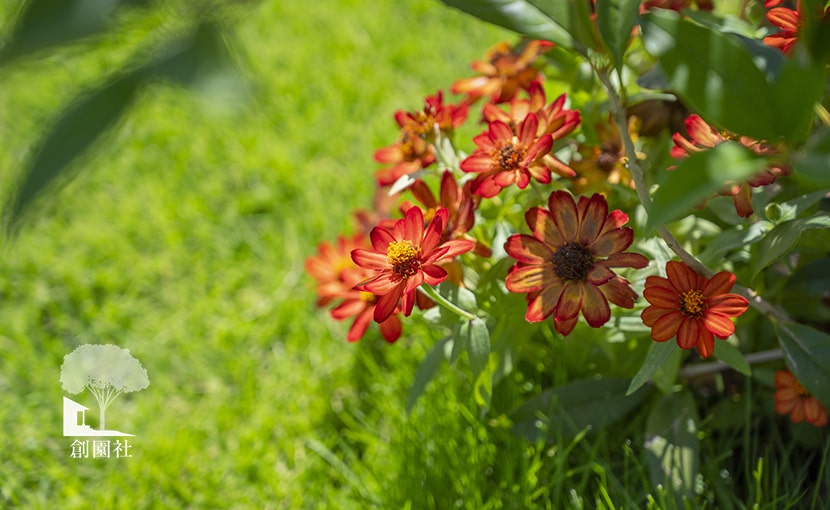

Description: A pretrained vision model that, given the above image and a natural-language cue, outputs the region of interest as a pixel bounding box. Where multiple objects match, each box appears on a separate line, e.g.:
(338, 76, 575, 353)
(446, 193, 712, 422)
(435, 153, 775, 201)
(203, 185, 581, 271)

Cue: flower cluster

(307, 16, 828, 434)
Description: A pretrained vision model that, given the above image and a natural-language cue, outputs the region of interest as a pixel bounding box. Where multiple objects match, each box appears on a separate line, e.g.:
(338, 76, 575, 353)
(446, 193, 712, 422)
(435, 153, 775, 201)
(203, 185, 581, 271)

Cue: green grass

(1, 1, 827, 508)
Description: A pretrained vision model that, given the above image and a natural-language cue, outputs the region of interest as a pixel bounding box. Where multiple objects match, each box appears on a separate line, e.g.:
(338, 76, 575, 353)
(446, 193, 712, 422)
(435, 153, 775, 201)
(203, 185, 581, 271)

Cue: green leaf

(645, 390, 700, 504)
(0, 0, 145, 65)
(6, 72, 142, 229)
(512, 377, 650, 441)
(767, 54, 826, 143)
(628, 340, 678, 395)
(595, 0, 640, 70)
(713, 337, 751, 376)
(752, 212, 830, 277)
(776, 321, 830, 408)
(794, 127, 830, 190)
(646, 141, 766, 232)
(439, 0, 575, 48)
(461, 317, 491, 379)
(697, 221, 773, 267)
(406, 338, 450, 413)
(641, 11, 777, 140)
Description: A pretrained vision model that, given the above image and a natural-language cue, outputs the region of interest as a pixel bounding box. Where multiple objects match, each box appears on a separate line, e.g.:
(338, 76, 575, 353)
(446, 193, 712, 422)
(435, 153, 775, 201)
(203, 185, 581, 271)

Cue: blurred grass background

(0, 1, 523, 507)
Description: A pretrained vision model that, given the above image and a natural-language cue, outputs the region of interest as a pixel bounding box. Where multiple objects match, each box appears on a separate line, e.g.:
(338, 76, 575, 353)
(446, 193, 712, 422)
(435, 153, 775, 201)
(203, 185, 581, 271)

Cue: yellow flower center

(552, 242, 595, 281)
(387, 240, 421, 278)
(495, 140, 526, 170)
(679, 290, 707, 318)
(359, 291, 376, 303)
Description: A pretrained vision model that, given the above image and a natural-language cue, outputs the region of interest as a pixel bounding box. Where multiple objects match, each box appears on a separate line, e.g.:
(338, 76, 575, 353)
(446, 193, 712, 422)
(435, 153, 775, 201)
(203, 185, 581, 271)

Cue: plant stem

(678, 348, 784, 380)
(596, 67, 791, 322)
(418, 284, 477, 321)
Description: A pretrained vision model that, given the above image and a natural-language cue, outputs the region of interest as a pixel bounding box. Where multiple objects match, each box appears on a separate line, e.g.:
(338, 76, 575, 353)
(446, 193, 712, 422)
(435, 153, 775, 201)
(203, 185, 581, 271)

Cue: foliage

(306, 0, 830, 505)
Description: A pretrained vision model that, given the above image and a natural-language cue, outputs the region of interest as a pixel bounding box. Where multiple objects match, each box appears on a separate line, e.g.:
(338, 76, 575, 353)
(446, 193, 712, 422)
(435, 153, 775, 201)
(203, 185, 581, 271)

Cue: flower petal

(644, 284, 681, 309)
(578, 194, 609, 245)
(525, 207, 564, 248)
(555, 281, 583, 321)
(676, 317, 707, 350)
(581, 283, 611, 328)
(506, 264, 549, 293)
(591, 227, 634, 257)
(701, 311, 736, 338)
(525, 280, 564, 322)
(601, 251, 649, 269)
(351, 249, 388, 271)
(505, 234, 554, 263)
(378, 315, 403, 343)
(548, 190, 579, 242)
(346, 307, 374, 342)
(666, 260, 698, 293)
(600, 276, 638, 308)
(650, 310, 684, 341)
(703, 270, 736, 297)
(707, 293, 749, 316)
(374, 284, 403, 322)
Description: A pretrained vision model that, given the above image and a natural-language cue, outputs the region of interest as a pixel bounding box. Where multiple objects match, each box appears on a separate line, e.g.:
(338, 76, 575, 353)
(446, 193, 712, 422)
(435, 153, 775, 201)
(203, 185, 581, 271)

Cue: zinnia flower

(305, 235, 403, 342)
(374, 128, 436, 186)
(351, 206, 474, 322)
(451, 40, 552, 104)
(671, 114, 790, 218)
(504, 191, 649, 336)
(570, 116, 636, 195)
(641, 260, 749, 358)
(482, 82, 580, 178)
(461, 112, 553, 198)
(395, 90, 469, 139)
(774, 370, 828, 427)
(764, 3, 801, 54)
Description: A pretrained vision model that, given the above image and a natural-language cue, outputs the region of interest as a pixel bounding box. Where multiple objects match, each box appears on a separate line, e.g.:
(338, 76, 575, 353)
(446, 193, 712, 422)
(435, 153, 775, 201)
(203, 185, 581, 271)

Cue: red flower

(351, 206, 474, 322)
(641, 261, 749, 358)
(764, 1, 830, 54)
(671, 114, 790, 217)
(461, 113, 553, 198)
(305, 235, 403, 343)
(504, 191, 649, 336)
(374, 128, 436, 186)
(482, 82, 581, 178)
(395, 90, 469, 138)
(451, 40, 553, 104)
(402, 170, 491, 258)
(774, 370, 828, 427)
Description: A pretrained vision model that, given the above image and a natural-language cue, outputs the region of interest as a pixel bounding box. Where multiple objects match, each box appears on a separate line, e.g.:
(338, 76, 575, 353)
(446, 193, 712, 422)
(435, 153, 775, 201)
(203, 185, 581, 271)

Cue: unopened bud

(765, 202, 783, 222)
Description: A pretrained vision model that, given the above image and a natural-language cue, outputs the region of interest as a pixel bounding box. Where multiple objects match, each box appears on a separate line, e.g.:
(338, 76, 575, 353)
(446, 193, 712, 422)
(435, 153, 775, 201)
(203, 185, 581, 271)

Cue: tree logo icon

(60, 344, 149, 437)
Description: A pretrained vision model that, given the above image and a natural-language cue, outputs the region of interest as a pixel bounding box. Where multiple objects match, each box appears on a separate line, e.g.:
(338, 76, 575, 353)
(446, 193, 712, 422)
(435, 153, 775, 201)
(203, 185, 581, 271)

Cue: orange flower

(461, 113, 553, 198)
(305, 235, 403, 343)
(774, 370, 828, 427)
(570, 116, 636, 195)
(374, 128, 436, 186)
(351, 206, 474, 322)
(504, 191, 649, 336)
(451, 40, 552, 104)
(641, 261, 749, 358)
(764, 1, 830, 54)
(394, 90, 469, 139)
(671, 114, 790, 217)
(402, 170, 491, 258)
(482, 82, 581, 178)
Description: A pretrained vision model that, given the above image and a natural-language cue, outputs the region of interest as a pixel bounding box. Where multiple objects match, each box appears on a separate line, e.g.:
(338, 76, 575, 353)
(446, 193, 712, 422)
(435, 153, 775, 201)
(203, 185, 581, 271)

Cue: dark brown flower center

(552, 242, 595, 281)
(387, 240, 421, 278)
(679, 290, 707, 318)
(495, 141, 526, 170)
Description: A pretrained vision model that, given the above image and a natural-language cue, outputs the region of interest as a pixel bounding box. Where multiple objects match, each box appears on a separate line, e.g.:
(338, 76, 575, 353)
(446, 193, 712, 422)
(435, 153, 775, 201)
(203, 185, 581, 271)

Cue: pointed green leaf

(645, 390, 700, 504)
(439, 0, 575, 48)
(776, 321, 830, 408)
(713, 337, 751, 376)
(461, 317, 491, 379)
(512, 377, 650, 441)
(646, 141, 766, 232)
(641, 10, 777, 140)
(406, 338, 450, 413)
(596, 0, 640, 70)
(752, 212, 830, 277)
(6, 72, 142, 228)
(628, 340, 678, 395)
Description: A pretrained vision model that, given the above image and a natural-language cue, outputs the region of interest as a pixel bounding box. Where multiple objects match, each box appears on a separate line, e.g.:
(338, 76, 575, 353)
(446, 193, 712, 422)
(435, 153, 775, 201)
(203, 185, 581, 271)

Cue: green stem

(418, 284, 477, 321)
